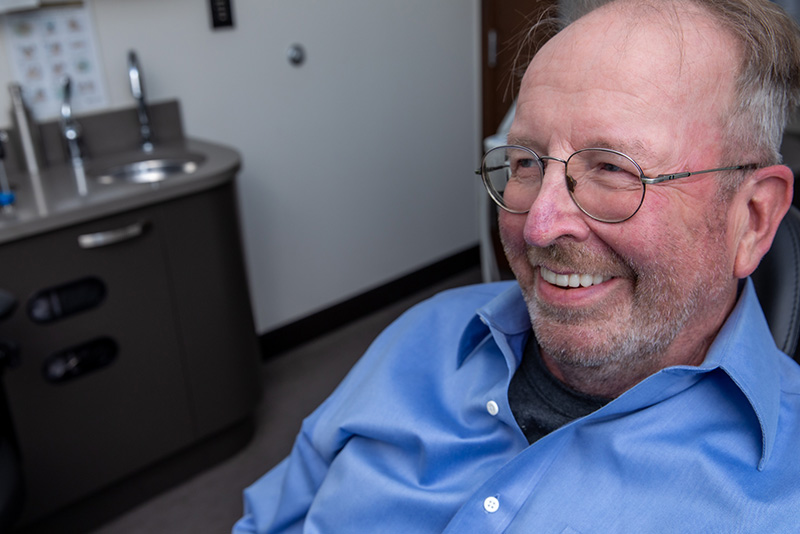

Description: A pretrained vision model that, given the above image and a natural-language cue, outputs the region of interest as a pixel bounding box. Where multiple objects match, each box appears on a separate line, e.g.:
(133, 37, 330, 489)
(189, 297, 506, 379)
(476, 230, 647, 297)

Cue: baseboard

(259, 245, 480, 359)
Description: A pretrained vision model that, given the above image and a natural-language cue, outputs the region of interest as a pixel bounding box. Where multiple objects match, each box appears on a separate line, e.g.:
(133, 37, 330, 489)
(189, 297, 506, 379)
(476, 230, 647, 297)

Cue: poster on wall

(2, 4, 108, 120)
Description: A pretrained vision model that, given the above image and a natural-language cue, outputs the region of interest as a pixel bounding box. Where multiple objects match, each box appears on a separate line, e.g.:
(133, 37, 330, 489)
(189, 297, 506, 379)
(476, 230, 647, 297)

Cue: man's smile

(539, 266, 612, 288)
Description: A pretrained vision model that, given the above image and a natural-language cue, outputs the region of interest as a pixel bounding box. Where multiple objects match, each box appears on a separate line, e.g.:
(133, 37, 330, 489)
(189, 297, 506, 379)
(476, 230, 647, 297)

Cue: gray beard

(511, 236, 730, 392)
(526, 269, 693, 373)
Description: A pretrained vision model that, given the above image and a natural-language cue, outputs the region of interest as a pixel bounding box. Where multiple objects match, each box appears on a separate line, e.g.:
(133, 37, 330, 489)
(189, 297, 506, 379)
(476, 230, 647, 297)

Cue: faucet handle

(127, 50, 153, 152)
(60, 77, 82, 141)
(128, 50, 144, 100)
(60, 76, 72, 123)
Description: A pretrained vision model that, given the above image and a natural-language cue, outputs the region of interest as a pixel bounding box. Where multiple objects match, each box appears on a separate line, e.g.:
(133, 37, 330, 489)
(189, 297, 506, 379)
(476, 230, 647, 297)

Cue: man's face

(501, 5, 743, 393)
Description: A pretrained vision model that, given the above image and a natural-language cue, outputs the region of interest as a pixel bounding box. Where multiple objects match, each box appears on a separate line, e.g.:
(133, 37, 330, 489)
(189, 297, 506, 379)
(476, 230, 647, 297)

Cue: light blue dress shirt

(234, 279, 800, 533)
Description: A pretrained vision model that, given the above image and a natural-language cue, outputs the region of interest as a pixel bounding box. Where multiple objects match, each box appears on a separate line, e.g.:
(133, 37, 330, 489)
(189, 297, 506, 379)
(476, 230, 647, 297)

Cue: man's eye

(518, 158, 537, 168)
(599, 163, 624, 172)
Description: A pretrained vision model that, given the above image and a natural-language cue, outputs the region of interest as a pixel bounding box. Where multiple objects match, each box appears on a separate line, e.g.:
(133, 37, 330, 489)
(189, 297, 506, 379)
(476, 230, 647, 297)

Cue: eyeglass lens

(481, 146, 647, 222)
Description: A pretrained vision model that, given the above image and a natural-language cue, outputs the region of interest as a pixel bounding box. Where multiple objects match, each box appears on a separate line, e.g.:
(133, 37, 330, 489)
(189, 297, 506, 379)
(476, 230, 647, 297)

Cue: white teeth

(540, 266, 610, 288)
(541, 267, 557, 285)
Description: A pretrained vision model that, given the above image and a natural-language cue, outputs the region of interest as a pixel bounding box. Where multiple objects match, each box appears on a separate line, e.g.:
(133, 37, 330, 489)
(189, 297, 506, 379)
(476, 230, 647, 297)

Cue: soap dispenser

(0, 133, 16, 214)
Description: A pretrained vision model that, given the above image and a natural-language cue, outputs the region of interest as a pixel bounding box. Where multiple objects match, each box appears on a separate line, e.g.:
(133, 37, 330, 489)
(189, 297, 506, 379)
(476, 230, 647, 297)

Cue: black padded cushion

(0, 435, 22, 531)
(751, 205, 800, 361)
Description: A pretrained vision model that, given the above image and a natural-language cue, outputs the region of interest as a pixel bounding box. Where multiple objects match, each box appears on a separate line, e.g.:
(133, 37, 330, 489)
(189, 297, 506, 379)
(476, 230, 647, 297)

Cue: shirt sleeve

(233, 413, 335, 534)
(232, 318, 384, 534)
(232, 294, 440, 533)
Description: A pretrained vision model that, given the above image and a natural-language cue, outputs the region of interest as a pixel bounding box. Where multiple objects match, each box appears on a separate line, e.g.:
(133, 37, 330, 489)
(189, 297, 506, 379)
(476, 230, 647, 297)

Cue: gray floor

(89, 266, 483, 533)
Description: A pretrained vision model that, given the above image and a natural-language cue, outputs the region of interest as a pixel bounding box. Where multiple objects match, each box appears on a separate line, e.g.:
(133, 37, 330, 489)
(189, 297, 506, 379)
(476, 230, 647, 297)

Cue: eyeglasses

(477, 145, 758, 223)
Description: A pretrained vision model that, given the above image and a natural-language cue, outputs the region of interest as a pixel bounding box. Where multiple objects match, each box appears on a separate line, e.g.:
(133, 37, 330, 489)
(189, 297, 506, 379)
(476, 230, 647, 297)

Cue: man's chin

(527, 293, 622, 326)
(532, 320, 626, 366)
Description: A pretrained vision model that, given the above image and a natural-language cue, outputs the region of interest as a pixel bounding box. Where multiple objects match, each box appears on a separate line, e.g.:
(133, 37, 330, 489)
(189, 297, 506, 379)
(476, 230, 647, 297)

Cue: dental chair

(751, 205, 800, 360)
(0, 289, 22, 531)
(0, 395, 22, 532)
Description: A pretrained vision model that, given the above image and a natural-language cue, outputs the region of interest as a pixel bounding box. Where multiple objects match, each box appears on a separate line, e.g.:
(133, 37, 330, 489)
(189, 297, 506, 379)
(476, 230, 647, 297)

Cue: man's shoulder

(307, 282, 522, 433)
(424, 280, 518, 307)
(363, 281, 520, 358)
(399, 281, 519, 327)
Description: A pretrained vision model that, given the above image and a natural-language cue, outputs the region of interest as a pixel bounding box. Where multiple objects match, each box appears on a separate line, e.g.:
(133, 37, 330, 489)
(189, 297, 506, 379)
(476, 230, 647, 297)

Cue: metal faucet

(60, 76, 88, 196)
(128, 51, 154, 153)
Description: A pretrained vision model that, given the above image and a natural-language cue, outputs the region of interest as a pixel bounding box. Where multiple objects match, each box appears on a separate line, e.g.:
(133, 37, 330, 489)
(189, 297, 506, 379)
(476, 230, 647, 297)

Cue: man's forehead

(546, 2, 731, 63)
(520, 1, 738, 111)
(510, 1, 739, 170)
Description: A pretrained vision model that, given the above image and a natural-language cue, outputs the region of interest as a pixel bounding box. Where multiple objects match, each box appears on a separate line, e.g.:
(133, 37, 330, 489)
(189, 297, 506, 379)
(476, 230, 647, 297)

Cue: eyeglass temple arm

(475, 163, 510, 175)
(642, 163, 758, 185)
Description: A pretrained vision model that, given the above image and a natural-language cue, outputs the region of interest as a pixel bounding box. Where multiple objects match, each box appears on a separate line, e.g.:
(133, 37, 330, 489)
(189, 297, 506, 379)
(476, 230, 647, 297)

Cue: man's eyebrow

(585, 138, 652, 158)
(506, 135, 537, 148)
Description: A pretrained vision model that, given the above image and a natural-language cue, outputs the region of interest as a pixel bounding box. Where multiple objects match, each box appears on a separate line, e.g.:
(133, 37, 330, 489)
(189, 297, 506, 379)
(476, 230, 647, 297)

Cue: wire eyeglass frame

(476, 144, 758, 223)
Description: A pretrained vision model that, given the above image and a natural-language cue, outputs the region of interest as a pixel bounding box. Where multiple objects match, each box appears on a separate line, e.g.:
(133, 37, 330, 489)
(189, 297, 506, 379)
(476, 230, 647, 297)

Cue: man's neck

(539, 335, 712, 398)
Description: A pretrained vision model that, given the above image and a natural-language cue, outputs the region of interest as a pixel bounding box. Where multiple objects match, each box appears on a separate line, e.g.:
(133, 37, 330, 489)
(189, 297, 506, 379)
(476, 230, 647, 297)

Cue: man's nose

(523, 161, 591, 247)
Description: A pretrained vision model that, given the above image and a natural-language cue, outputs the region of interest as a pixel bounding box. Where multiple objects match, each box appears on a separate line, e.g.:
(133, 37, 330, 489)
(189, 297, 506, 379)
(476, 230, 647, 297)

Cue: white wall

(0, 0, 482, 333)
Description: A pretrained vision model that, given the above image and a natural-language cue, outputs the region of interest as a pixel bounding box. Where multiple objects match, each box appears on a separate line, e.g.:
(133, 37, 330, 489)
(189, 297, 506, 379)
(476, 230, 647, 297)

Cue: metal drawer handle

(78, 221, 148, 249)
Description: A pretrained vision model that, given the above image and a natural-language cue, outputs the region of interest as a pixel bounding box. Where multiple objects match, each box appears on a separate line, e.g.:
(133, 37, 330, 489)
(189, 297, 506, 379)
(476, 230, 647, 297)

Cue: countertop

(0, 138, 241, 246)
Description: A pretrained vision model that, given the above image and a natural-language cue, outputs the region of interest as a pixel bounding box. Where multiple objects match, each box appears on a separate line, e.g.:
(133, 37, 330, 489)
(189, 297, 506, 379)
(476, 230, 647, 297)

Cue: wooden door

(481, 0, 559, 140)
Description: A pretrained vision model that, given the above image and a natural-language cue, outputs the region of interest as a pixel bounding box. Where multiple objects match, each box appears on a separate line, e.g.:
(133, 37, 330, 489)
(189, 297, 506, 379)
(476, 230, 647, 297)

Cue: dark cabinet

(0, 181, 260, 526)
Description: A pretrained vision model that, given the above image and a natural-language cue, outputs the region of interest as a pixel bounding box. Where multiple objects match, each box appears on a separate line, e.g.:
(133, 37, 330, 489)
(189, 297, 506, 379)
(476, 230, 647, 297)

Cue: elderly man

(235, 0, 800, 532)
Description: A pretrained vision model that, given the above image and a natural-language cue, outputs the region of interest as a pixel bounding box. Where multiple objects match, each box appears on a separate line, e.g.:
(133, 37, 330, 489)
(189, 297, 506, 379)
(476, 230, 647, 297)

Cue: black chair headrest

(751, 205, 800, 361)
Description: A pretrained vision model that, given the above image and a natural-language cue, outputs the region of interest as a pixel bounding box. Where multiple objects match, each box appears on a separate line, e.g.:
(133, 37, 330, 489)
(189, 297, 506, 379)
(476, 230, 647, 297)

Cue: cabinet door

(0, 206, 194, 523)
(157, 183, 261, 438)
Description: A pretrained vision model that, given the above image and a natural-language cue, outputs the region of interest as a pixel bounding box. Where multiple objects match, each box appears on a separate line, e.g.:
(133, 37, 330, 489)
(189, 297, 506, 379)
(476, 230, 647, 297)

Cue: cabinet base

(11, 415, 256, 534)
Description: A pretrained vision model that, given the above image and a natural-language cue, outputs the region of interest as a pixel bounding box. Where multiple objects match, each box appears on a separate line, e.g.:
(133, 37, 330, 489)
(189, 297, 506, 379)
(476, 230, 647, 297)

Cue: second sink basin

(92, 151, 206, 185)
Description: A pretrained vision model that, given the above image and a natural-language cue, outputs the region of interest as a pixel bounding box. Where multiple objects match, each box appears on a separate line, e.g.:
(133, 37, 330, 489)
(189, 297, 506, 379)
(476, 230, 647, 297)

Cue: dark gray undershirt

(508, 336, 612, 444)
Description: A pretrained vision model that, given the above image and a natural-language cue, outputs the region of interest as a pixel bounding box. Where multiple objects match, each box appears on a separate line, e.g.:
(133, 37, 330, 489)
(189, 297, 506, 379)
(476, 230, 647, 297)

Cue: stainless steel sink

(93, 153, 205, 185)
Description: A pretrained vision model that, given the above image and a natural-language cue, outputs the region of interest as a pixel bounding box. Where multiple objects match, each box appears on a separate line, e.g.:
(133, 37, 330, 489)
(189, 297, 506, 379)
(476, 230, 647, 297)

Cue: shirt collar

(457, 282, 530, 368)
(698, 277, 782, 469)
(456, 278, 783, 469)
(477, 283, 532, 335)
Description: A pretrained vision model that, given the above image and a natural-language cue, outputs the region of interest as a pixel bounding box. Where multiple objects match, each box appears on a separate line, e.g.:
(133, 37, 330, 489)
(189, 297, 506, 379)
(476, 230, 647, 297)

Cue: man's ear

(733, 164, 794, 278)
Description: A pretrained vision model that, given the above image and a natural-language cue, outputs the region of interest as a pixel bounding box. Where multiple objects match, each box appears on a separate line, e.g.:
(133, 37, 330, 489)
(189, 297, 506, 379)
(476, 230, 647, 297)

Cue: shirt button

(486, 400, 499, 416)
(484, 496, 500, 513)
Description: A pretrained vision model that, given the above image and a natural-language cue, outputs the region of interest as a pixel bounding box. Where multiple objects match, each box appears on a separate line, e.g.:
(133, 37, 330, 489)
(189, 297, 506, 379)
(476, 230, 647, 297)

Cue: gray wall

(0, 0, 482, 333)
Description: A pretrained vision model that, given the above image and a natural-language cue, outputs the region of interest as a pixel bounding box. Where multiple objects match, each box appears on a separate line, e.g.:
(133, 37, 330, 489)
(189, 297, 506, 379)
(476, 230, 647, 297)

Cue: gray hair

(518, 0, 800, 167)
